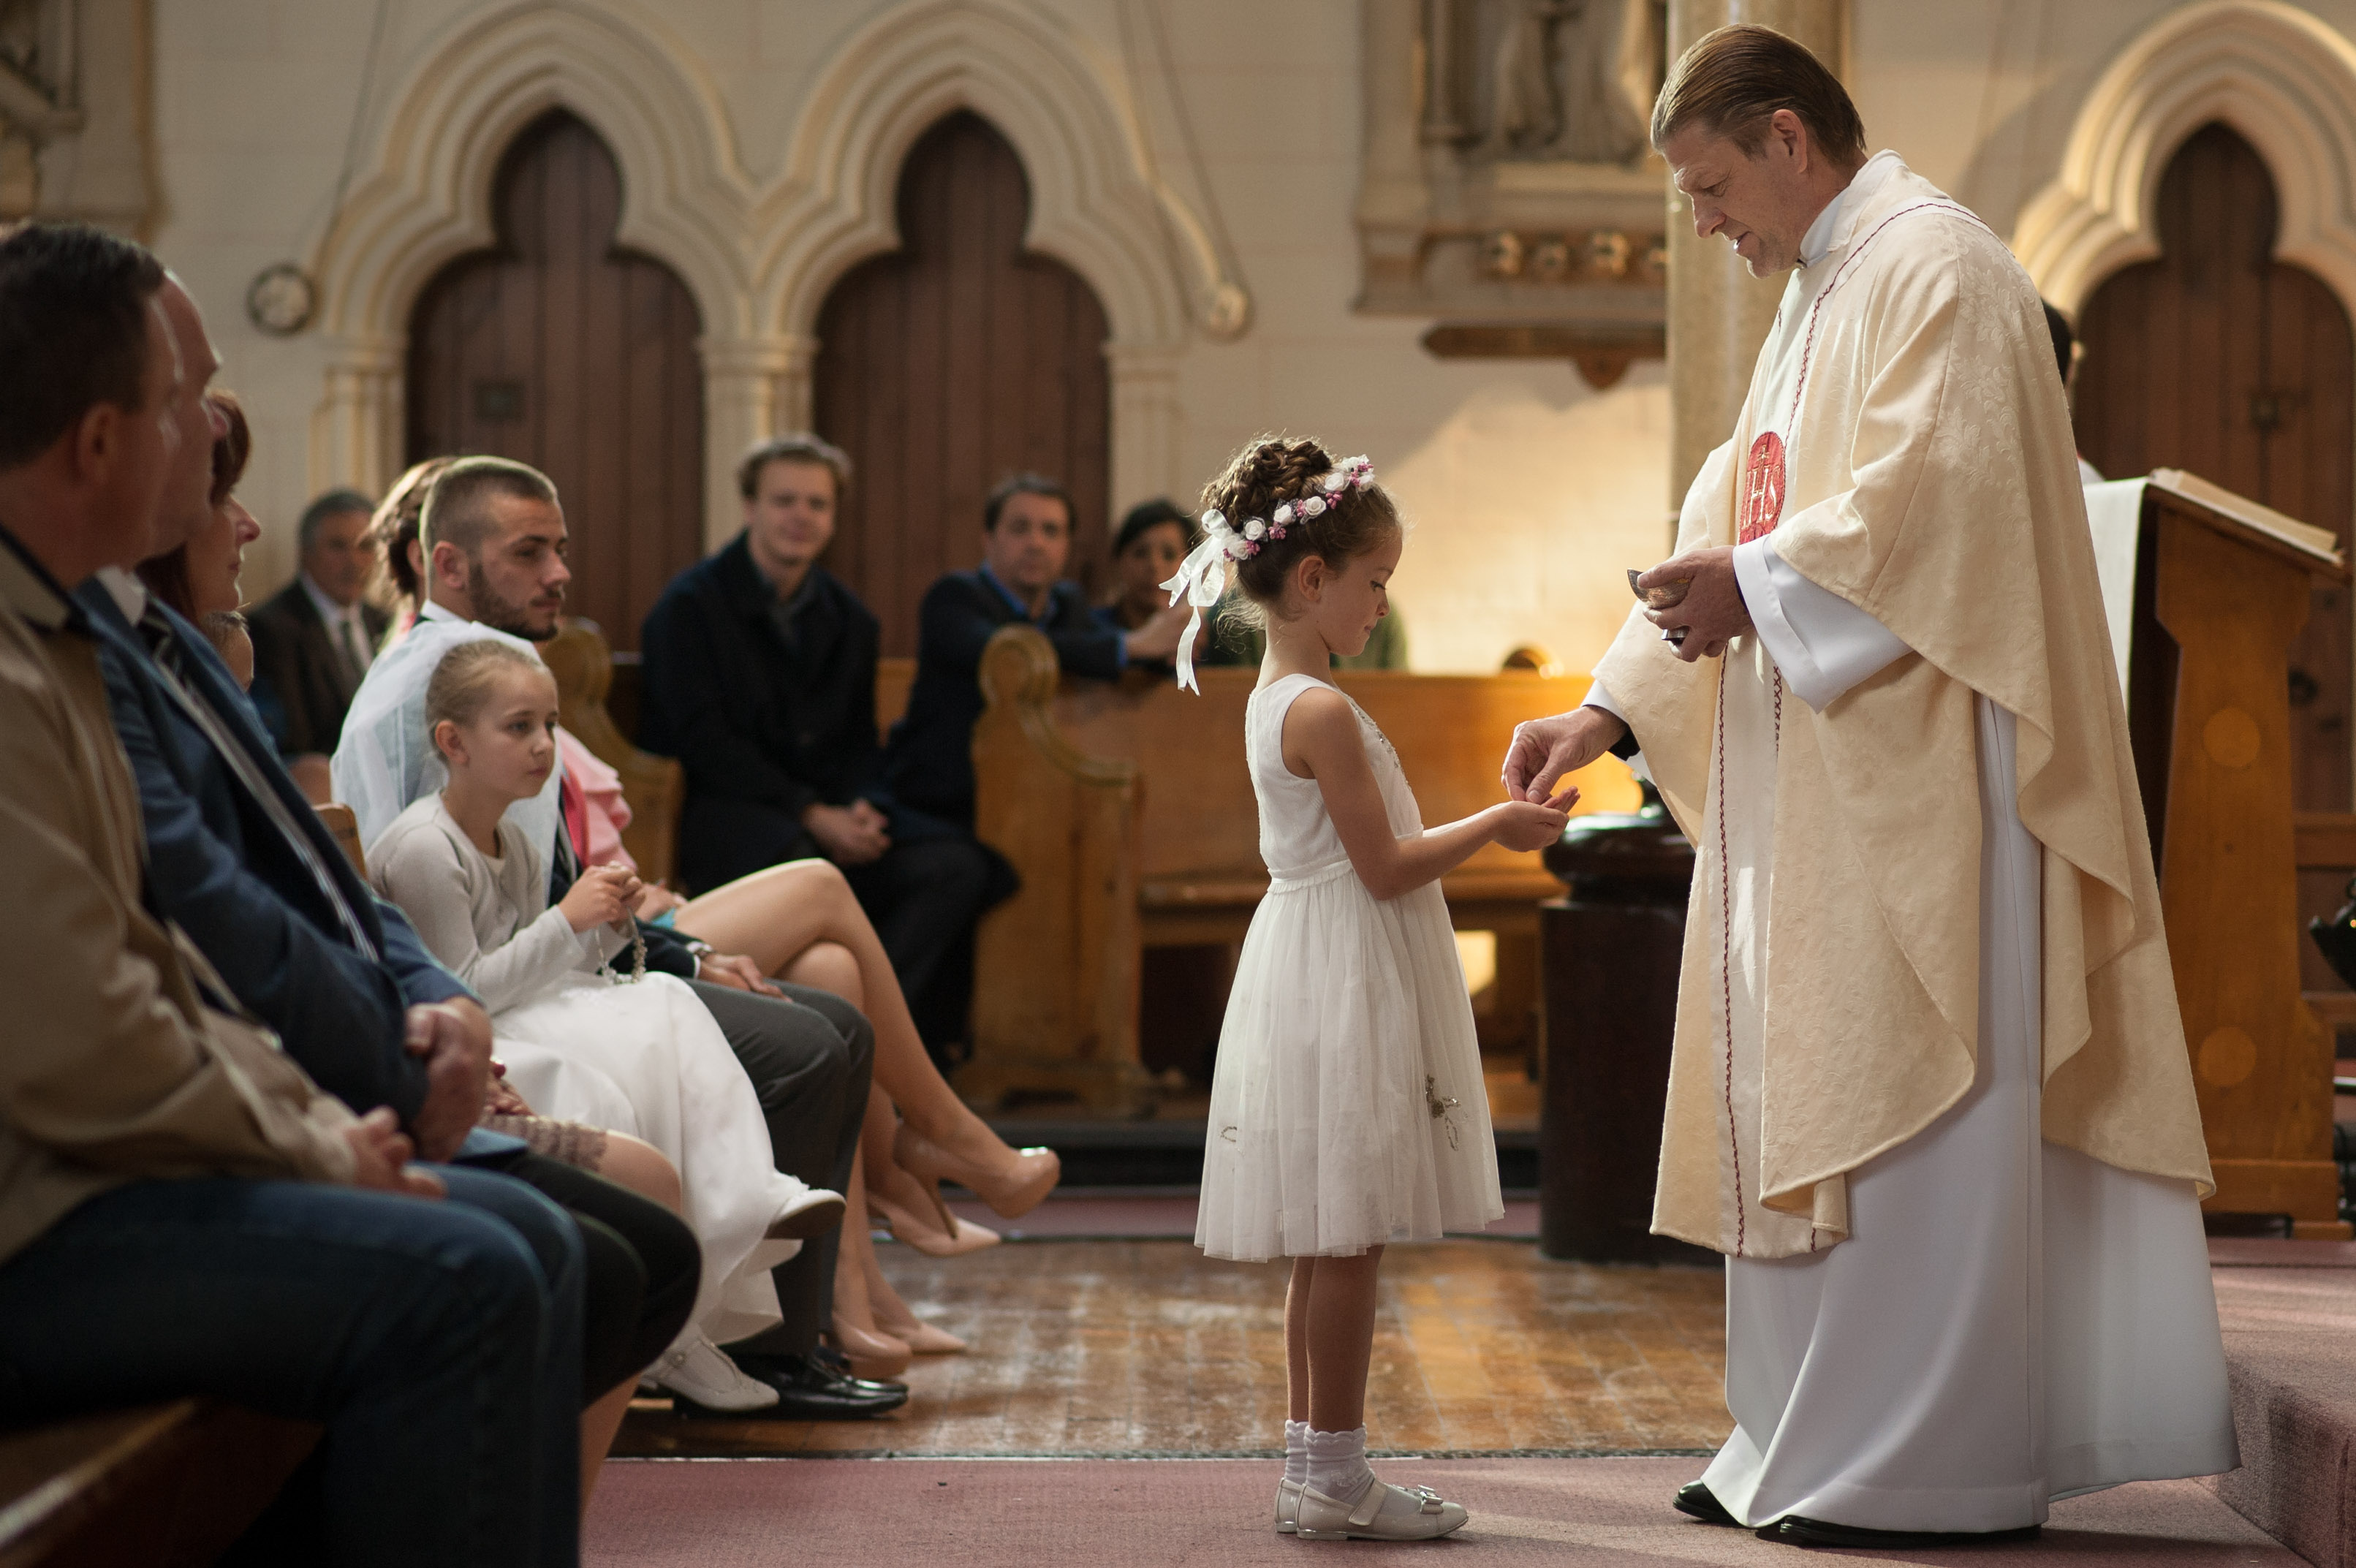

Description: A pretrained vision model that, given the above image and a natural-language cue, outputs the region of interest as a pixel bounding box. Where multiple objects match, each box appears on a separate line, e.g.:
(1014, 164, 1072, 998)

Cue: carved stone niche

(1357, 0, 1670, 389)
(0, 0, 154, 235)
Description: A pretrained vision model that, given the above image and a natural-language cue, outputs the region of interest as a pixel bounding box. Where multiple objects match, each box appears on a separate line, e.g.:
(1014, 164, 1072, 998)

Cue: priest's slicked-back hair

(1651, 24, 1866, 170)
(421, 455, 559, 561)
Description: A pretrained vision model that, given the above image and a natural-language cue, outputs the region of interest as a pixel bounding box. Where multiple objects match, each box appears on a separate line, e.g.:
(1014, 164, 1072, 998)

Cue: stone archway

(2015, 0, 2356, 319)
(302, 4, 750, 537)
(2074, 121, 2356, 811)
(301, 0, 1244, 547)
(752, 0, 1247, 515)
(406, 110, 706, 652)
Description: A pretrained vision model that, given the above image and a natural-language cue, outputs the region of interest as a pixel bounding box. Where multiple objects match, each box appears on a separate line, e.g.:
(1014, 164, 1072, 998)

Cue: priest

(1502, 24, 2237, 1549)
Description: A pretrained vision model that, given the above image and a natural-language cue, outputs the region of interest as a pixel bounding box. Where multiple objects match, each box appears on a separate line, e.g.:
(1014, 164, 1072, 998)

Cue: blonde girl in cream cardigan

(369, 638, 841, 1413)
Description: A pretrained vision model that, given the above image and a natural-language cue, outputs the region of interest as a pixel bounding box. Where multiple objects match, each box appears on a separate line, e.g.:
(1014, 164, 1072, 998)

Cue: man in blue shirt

(883, 471, 1190, 825)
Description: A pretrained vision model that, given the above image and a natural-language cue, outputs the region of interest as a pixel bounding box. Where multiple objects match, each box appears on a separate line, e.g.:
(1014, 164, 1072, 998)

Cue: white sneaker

(1295, 1477, 1469, 1541)
(650, 1334, 780, 1413)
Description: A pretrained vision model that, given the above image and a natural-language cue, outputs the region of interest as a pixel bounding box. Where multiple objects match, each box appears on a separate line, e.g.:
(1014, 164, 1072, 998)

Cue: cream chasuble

(1590, 153, 2235, 1529)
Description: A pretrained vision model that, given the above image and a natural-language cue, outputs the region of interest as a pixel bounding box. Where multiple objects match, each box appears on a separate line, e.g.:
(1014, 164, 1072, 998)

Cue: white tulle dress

(1194, 673, 1502, 1262)
(368, 795, 801, 1347)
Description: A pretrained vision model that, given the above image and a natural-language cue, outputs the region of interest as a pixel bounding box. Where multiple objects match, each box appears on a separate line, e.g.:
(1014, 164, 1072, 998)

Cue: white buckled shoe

(1276, 1478, 1302, 1533)
(649, 1334, 781, 1413)
(1295, 1477, 1469, 1541)
(767, 1181, 847, 1241)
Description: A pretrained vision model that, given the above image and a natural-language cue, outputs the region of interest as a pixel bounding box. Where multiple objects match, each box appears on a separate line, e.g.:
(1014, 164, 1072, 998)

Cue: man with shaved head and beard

(336, 455, 900, 1420)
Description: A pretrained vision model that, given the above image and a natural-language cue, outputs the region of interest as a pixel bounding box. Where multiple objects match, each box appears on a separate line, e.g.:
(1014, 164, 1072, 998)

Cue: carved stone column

(700, 333, 812, 551)
(1106, 341, 1186, 513)
(1664, 0, 1847, 509)
(308, 334, 404, 501)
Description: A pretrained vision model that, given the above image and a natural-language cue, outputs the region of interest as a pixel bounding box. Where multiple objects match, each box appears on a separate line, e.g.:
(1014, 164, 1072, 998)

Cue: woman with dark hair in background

(1095, 497, 1194, 664)
(363, 455, 458, 640)
(137, 387, 259, 664)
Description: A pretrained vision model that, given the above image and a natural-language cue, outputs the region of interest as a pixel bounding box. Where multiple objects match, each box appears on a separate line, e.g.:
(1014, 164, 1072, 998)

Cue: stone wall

(143, 0, 2356, 675)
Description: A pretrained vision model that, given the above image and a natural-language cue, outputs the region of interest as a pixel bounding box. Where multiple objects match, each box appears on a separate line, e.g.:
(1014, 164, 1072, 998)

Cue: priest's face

(1665, 110, 1827, 279)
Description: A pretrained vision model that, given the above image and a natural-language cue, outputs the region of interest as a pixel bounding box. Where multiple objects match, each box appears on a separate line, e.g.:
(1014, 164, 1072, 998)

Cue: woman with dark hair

(138, 389, 262, 671)
(363, 455, 456, 638)
(1095, 497, 1194, 645)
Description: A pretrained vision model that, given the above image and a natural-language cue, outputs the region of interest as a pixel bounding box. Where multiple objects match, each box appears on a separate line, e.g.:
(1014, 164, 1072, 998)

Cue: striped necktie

(137, 607, 380, 961)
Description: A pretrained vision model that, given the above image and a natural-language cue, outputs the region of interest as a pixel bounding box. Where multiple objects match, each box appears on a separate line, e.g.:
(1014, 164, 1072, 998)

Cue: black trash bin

(1537, 783, 1713, 1264)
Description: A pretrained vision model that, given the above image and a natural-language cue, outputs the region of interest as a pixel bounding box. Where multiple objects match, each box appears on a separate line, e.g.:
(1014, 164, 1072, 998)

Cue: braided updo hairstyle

(1200, 433, 1401, 632)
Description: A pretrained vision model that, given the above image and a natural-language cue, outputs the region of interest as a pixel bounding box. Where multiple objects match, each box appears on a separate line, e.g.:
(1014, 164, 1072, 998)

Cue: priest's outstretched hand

(1641, 545, 1752, 662)
(1504, 706, 1624, 807)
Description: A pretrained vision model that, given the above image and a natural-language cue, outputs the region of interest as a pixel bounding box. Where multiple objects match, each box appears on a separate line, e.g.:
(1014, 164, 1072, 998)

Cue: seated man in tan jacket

(0, 221, 585, 1568)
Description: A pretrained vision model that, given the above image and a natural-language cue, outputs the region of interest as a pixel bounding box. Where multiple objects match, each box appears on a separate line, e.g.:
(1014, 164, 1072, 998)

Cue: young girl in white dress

(368, 639, 844, 1412)
(1167, 437, 1573, 1542)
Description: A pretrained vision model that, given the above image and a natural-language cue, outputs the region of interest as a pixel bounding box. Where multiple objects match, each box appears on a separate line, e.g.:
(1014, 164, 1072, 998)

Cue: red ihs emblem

(1740, 431, 1786, 543)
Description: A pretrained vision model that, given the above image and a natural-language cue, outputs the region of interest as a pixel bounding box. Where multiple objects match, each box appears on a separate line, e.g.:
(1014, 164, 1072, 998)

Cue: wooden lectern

(2116, 470, 2352, 1237)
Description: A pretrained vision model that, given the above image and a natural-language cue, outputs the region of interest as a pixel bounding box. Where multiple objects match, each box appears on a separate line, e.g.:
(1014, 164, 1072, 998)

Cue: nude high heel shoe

(893, 1125, 1060, 1219)
(865, 1252, 968, 1355)
(868, 1178, 1001, 1257)
(827, 1321, 913, 1382)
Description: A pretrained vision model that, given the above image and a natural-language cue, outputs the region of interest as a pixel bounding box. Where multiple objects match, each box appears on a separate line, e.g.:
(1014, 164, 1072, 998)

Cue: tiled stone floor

(616, 1238, 1730, 1458)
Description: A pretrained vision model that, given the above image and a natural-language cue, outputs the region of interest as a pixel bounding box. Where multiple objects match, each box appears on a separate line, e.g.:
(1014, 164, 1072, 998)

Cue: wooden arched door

(814, 110, 1113, 658)
(2076, 121, 2356, 812)
(406, 110, 705, 651)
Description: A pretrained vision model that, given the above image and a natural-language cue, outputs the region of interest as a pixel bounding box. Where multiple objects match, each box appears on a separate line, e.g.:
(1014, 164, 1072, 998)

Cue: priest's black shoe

(724, 1349, 908, 1420)
(1673, 1482, 1740, 1526)
(1758, 1515, 2042, 1549)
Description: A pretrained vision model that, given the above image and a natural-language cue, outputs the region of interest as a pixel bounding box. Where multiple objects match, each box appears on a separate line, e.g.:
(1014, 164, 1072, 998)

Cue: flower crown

(1159, 454, 1378, 694)
(1197, 454, 1377, 561)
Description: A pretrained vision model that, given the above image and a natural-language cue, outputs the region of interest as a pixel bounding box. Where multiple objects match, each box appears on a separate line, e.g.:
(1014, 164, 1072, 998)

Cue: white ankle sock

(1283, 1420, 1308, 1485)
(1305, 1425, 1374, 1501)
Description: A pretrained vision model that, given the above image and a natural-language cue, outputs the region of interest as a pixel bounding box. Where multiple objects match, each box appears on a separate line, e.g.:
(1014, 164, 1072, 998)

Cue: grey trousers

(686, 978, 873, 1357)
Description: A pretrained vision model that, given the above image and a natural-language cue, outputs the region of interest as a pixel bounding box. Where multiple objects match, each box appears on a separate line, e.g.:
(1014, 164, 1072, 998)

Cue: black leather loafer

(1759, 1515, 2042, 1549)
(713, 1351, 909, 1420)
(1674, 1482, 1741, 1526)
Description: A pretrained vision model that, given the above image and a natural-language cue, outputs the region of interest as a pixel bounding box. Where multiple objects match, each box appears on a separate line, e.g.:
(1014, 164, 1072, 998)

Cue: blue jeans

(0, 1172, 583, 1567)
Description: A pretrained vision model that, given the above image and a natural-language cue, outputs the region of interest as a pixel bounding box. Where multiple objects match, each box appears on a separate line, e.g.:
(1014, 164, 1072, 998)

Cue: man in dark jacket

(883, 471, 1190, 825)
(247, 487, 388, 758)
(640, 436, 1004, 1047)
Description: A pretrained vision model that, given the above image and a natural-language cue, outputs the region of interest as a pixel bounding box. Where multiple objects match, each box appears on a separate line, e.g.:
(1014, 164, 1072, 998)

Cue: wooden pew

(959, 625, 1635, 1114)
(0, 1402, 320, 1567)
(2295, 811, 2356, 1060)
(0, 801, 350, 1564)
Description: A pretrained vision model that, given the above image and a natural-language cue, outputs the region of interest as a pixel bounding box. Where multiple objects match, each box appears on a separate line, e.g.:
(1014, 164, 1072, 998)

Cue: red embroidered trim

(1739, 431, 1786, 545)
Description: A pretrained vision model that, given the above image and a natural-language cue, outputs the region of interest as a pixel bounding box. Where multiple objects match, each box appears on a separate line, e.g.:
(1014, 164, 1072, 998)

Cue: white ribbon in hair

(1160, 513, 1238, 694)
